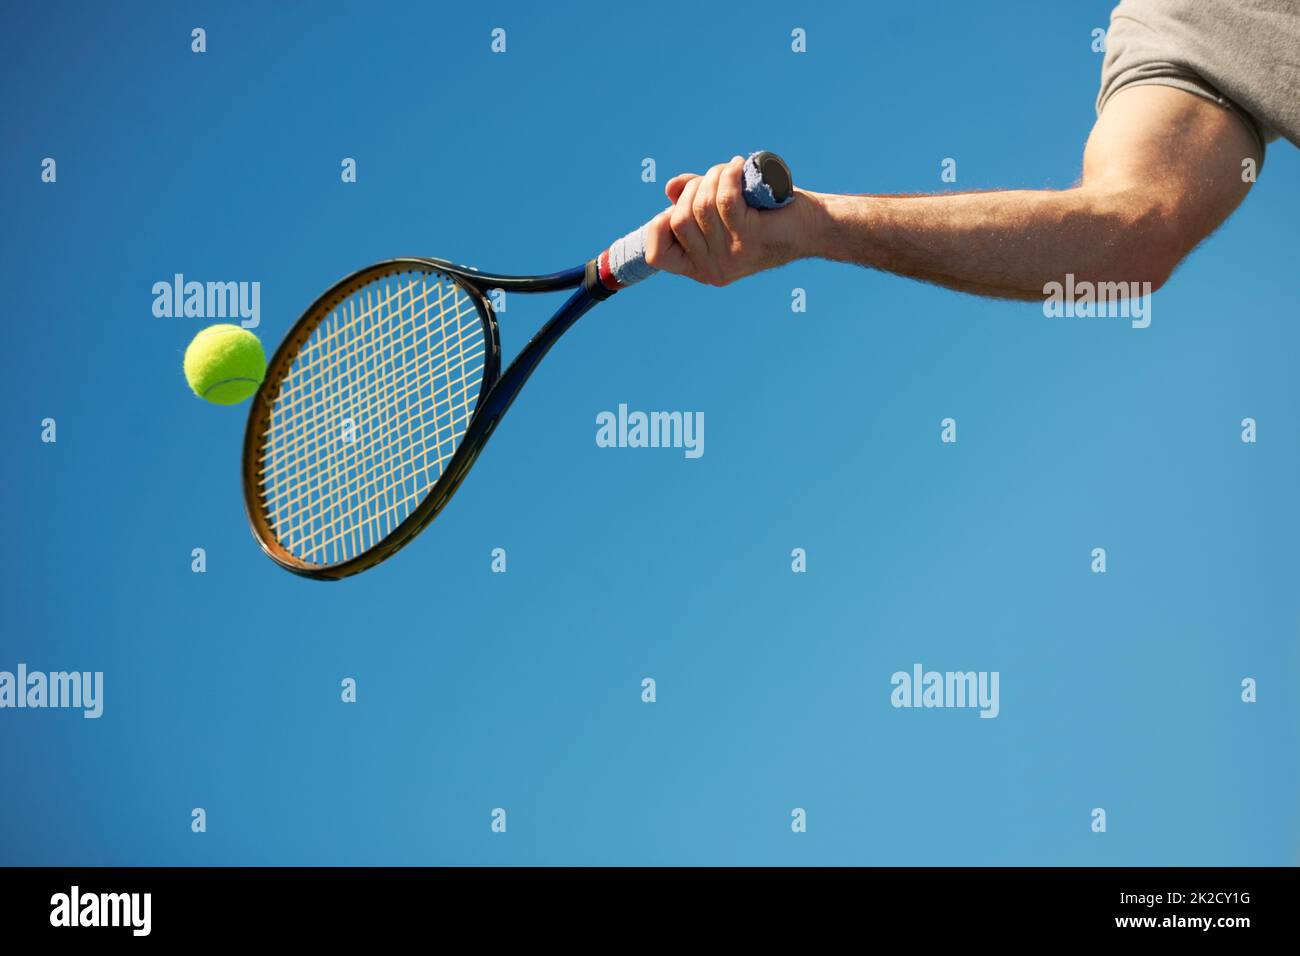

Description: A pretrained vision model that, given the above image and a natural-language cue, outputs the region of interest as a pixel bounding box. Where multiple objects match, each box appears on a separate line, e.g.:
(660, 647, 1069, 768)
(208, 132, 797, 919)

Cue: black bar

(0, 866, 1291, 941)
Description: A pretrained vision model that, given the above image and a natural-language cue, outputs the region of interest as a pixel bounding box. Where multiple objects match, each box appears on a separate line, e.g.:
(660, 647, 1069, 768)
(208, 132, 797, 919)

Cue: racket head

(242, 258, 501, 579)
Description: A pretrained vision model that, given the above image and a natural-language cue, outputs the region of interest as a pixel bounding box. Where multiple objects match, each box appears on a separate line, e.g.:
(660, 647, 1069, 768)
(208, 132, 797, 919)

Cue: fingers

(690, 163, 729, 262)
(669, 159, 746, 285)
(665, 172, 699, 204)
(668, 175, 711, 279)
(642, 207, 692, 276)
(714, 156, 746, 232)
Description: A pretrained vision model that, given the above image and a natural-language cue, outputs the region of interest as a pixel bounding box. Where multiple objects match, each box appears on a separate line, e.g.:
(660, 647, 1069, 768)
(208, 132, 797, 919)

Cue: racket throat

(586, 256, 622, 300)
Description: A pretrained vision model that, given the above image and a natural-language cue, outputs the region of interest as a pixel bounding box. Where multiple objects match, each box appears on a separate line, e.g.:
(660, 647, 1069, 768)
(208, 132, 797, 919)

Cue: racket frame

(242, 256, 597, 580)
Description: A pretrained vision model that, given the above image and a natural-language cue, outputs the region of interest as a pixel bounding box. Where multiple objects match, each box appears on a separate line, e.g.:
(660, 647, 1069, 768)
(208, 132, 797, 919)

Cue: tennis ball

(183, 324, 266, 405)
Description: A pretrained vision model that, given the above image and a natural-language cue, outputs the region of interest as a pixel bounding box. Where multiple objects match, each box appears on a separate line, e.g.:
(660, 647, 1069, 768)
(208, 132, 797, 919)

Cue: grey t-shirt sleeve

(1095, 0, 1300, 160)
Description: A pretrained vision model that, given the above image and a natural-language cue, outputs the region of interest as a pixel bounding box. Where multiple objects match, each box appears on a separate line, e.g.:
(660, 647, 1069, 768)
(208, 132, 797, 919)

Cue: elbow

(1104, 193, 1194, 294)
(1124, 223, 1182, 294)
(1132, 248, 1177, 294)
(1071, 238, 1177, 298)
(1069, 231, 1178, 298)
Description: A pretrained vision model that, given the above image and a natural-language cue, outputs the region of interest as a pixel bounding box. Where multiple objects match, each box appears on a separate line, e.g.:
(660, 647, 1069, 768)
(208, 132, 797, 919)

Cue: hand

(642, 155, 814, 286)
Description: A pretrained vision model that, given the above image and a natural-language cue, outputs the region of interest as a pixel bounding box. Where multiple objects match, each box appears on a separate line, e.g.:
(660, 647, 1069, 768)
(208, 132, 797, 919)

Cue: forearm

(796, 186, 1180, 300)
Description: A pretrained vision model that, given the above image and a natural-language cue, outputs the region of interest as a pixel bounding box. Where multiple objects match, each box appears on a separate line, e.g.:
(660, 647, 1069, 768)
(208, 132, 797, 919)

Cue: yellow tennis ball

(183, 324, 266, 405)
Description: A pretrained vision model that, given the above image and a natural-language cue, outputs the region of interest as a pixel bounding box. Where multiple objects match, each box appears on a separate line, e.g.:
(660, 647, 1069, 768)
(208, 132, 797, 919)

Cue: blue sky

(1, 0, 1296, 864)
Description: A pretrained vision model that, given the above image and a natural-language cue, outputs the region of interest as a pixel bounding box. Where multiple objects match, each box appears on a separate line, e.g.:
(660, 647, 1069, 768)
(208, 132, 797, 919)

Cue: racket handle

(591, 151, 793, 295)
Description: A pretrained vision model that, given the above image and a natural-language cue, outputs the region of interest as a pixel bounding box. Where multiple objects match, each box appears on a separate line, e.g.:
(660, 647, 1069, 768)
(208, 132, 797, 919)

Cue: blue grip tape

(741, 152, 792, 209)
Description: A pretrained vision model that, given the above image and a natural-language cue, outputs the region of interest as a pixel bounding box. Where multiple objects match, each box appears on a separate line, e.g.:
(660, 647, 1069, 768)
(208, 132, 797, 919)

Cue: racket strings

(255, 269, 487, 564)
(259, 283, 482, 495)
(282, 282, 481, 558)
(267, 281, 482, 560)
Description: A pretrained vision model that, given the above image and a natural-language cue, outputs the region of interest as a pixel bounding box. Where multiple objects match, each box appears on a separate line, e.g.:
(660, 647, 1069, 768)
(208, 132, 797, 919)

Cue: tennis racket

(243, 151, 794, 579)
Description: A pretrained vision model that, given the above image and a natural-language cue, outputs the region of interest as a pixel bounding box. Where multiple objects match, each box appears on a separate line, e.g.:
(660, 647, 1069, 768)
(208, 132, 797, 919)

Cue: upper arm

(1081, 84, 1259, 283)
